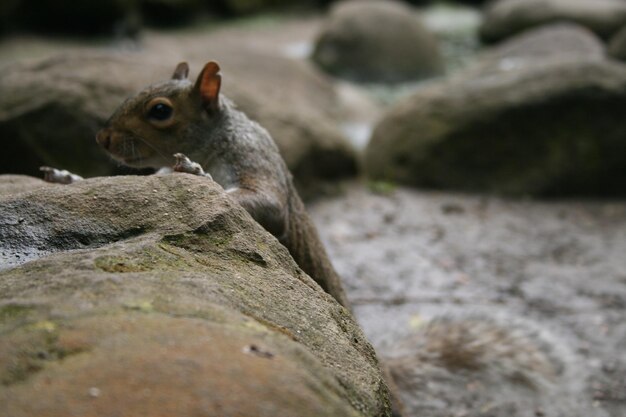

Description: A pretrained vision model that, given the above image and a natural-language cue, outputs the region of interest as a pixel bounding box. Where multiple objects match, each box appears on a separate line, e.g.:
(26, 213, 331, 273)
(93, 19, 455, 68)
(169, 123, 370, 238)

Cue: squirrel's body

(95, 62, 349, 308)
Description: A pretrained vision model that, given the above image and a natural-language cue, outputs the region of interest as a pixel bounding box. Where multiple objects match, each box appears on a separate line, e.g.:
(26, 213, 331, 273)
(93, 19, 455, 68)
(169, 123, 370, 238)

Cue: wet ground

(310, 185, 626, 416)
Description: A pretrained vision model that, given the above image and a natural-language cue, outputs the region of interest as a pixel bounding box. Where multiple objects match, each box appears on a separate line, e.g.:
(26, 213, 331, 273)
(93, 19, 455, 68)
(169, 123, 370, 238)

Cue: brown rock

(0, 174, 392, 416)
(312, 0, 443, 83)
(478, 23, 606, 67)
(365, 25, 626, 196)
(0, 174, 51, 197)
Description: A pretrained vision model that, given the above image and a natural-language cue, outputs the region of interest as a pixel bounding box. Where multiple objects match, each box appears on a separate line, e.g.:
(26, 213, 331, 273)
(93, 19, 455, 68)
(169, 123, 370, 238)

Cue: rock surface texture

(310, 186, 626, 417)
(480, 0, 626, 43)
(0, 174, 392, 417)
(312, 0, 443, 83)
(365, 24, 626, 196)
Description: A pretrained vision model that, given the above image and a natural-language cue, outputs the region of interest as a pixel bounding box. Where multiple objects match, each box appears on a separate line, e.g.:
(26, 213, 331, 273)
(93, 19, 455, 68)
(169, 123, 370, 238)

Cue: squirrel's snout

(96, 129, 112, 150)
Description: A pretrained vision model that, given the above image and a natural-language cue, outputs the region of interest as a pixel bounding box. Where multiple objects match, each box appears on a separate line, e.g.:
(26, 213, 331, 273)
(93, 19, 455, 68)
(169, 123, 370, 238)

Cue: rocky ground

(1, 1, 625, 416)
(310, 184, 626, 416)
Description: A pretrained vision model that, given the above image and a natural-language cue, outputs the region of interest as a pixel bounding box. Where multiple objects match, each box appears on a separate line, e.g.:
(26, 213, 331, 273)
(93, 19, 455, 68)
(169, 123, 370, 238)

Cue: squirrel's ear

(194, 61, 221, 112)
(172, 62, 190, 80)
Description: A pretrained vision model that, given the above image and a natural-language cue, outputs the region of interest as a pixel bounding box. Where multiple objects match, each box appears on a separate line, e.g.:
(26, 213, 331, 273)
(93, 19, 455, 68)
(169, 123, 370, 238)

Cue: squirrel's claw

(40, 166, 84, 184)
(173, 153, 212, 179)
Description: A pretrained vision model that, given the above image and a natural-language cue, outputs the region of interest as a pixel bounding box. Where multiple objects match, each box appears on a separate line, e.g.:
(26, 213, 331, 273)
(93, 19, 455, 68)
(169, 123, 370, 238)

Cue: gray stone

(365, 26, 626, 196)
(0, 173, 392, 417)
(312, 0, 443, 83)
(310, 185, 626, 417)
(477, 23, 606, 67)
(480, 0, 626, 44)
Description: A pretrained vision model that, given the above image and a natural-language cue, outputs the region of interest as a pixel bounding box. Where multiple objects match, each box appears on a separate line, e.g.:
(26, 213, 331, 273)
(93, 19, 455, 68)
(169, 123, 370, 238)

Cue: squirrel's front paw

(173, 153, 212, 179)
(40, 166, 84, 184)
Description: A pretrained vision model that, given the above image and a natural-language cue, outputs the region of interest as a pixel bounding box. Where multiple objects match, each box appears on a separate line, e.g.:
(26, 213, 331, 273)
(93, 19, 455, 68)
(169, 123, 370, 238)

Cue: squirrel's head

(96, 61, 222, 168)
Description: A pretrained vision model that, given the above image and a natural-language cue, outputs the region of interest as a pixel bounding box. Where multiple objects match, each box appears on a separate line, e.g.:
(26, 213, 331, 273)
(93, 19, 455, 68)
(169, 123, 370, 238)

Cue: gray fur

(98, 64, 349, 308)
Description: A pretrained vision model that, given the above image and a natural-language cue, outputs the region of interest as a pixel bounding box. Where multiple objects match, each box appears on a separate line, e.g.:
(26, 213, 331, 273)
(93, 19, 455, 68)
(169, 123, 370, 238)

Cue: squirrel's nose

(96, 128, 112, 150)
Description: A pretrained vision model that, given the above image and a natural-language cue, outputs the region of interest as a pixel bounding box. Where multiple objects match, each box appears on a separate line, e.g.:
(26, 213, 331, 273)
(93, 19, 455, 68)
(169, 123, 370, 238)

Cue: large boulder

(469, 23, 607, 78)
(477, 23, 606, 67)
(0, 52, 357, 197)
(312, 0, 443, 83)
(609, 25, 626, 61)
(365, 25, 626, 196)
(0, 173, 392, 416)
(0, 54, 153, 179)
(480, 0, 626, 44)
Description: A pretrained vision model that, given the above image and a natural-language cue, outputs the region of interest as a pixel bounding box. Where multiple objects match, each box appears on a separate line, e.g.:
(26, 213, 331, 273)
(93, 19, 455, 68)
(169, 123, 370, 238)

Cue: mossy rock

(312, 0, 443, 84)
(365, 26, 626, 196)
(0, 174, 392, 416)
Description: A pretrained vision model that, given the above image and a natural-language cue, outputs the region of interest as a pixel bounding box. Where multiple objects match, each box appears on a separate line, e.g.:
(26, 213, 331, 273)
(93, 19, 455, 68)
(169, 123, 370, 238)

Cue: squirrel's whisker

(134, 136, 170, 162)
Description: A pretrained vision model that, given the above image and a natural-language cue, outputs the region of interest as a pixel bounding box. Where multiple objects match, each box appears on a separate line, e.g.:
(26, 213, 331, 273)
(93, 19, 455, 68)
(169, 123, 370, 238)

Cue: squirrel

(53, 61, 349, 309)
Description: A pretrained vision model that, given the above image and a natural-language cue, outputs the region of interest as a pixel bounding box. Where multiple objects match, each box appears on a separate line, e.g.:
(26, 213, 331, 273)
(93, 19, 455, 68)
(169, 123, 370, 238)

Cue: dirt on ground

(310, 184, 626, 416)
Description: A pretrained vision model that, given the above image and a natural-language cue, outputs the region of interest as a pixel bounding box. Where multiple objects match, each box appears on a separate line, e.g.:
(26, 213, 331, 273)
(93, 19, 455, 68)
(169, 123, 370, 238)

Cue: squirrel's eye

(148, 103, 173, 121)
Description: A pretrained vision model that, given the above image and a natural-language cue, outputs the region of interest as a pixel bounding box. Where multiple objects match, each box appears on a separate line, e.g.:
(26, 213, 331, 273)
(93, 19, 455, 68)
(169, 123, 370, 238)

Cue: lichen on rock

(0, 174, 393, 417)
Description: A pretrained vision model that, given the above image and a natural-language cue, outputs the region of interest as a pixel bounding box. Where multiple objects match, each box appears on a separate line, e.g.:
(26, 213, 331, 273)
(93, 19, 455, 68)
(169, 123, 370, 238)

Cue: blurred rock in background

(365, 23, 626, 197)
(480, 0, 626, 44)
(312, 0, 443, 84)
